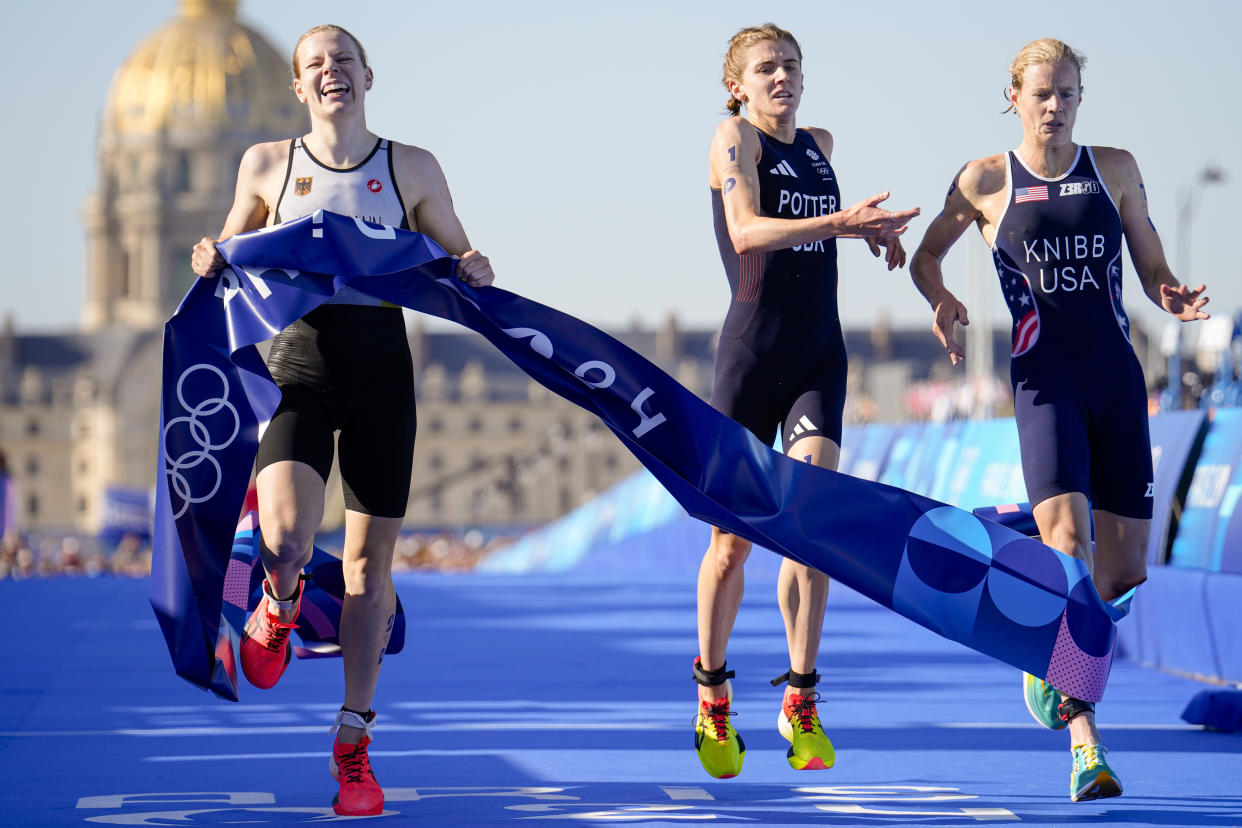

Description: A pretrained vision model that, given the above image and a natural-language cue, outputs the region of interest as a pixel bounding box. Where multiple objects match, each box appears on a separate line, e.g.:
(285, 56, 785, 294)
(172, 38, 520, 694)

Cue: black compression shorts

(1012, 352, 1153, 519)
(710, 331, 847, 452)
(256, 304, 415, 518)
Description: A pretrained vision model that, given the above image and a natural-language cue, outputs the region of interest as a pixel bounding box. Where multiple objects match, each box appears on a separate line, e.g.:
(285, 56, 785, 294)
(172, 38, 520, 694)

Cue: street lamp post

(1159, 165, 1225, 411)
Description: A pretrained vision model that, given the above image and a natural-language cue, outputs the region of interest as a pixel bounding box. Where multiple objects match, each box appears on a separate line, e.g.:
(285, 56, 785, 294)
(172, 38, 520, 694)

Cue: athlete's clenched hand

(456, 250, 495, 287)
(191, 237, 227, 278)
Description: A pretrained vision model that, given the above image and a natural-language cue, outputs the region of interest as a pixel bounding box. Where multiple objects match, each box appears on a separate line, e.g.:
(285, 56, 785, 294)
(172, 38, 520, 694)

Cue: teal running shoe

(1070, 743, 1123, 802)
(1023, 672, 1067, 730)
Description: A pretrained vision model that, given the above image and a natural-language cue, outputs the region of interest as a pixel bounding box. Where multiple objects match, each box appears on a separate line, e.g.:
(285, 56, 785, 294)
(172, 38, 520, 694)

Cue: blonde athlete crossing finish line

(189, 24, 494, 817)
(911, 37, 1210, 803)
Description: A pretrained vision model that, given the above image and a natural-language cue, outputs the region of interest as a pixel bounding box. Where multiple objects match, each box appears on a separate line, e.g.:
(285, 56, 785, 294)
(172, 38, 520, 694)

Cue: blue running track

(2, 568, 1240, 825)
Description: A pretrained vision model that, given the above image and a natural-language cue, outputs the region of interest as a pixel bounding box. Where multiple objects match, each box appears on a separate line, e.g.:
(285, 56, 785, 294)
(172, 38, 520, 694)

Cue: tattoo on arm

(723, 177, 736, 195)
(1138, 181, 1157, 232)
(945, 179, 958, 199)
(727, 145, 737, 163)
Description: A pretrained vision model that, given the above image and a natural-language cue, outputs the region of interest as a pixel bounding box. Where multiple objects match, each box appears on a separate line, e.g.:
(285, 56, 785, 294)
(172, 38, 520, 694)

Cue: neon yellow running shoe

(694, 687, 744, 779)
(1070, 743, 1123, 802)
(778, 692, 835, 770)
(1023, 672, 1067, 730)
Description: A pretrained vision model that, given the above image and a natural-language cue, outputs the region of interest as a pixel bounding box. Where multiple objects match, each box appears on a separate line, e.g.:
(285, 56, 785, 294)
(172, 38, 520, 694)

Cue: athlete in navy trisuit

(190, 25, 494, 816)
(910, 38, 1209, 802)
(693, 22, 920, 779)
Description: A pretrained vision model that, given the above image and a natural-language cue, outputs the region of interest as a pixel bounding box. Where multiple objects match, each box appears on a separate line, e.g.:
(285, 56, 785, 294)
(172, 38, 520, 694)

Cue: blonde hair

(292, 25, 369, 79)
(721, 23, 803, 116)
(1004, 38, 1085, 111)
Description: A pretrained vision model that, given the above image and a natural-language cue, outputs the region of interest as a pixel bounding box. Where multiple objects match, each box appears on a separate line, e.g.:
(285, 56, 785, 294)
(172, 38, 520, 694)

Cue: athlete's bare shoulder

(709, 117, 763, 188)
(389, 139, 438, 167)
(238, 139, 291, 178)
(1088, 145, 1143, 211)
(713, 116, 761, 153)
(232, 139, 293, 224)
(1089, 145, 1139, 178)
(389, 140, 447, 194)
(802, 126, 834, 159)
(956, 153, 1007, 203)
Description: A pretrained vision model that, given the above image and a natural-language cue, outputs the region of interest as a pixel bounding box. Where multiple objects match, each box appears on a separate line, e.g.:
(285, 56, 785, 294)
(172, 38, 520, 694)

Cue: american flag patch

(1014, 185, 1049, 203)
(1012, 309, 1041, 356)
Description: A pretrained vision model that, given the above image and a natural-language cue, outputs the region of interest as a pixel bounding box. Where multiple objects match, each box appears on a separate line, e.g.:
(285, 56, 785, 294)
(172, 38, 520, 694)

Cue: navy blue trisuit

(710, 124, 846, 452)
(992, 145, 1153, 519)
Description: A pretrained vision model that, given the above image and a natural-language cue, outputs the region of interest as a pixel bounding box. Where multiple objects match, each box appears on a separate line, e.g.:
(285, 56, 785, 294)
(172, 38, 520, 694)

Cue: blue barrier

(1147, 409, 1208, 565)
(488, 410, 1241, 685)
(839, 423, 898, 481)
(479, 471, 682, 574)
(1168, 408, 1242, 573)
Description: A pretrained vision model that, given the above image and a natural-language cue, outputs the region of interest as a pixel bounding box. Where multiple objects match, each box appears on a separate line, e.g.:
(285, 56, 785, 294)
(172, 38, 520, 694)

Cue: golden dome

(104, 0, 304, 136)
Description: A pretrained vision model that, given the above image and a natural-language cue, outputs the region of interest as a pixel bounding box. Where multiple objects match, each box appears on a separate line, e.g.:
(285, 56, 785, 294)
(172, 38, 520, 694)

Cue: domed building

(83, 0, 306, 331)
(0, 0, 707, 545)
(0, 1, 306, 536)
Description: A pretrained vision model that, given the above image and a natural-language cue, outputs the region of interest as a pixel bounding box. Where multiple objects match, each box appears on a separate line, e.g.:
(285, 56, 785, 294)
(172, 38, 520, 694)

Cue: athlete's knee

(258, 523, 315, 567)
(707, 534, 752, 577)
(1042, 522, 1090, 560)
(801, 565, 830, 591)
(1098, 565, 1147, 603)
(342, 550, 396, 598)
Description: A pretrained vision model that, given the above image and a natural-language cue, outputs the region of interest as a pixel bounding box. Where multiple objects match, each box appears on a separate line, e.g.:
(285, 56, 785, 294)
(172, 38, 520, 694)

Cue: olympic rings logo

(162, 364, 240, 520)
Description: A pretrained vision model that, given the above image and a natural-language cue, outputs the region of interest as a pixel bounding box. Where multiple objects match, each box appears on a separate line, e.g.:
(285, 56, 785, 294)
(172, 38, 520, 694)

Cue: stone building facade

(0, 1, 708, 537)
(4, 0, 1111, 540)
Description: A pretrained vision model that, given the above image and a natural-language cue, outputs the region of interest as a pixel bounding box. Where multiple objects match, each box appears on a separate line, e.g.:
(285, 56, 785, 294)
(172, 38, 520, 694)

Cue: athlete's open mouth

(323, 82, 350, 95)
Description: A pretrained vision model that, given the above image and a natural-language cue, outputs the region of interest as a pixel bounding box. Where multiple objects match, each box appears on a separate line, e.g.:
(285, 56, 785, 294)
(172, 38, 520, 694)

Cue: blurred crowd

(901, 375, 1014, 423)
(389, 530, 515, 573)
(0, 527, 516, 581)
(0, 531, 152, 580)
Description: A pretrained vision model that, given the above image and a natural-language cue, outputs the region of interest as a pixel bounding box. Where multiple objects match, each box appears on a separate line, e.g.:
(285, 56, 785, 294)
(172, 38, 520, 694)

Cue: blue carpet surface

(1, 570, 1239, 825)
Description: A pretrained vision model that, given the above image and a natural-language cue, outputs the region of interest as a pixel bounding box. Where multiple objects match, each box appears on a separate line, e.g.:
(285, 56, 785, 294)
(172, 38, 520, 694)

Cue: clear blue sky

(5, 0, 1238, 345)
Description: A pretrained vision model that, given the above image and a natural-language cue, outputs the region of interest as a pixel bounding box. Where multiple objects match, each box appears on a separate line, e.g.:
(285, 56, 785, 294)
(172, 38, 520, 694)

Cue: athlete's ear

(728, 79, 746, 105)
(364, 66, 374, 91)
(292, 76, 308, 103)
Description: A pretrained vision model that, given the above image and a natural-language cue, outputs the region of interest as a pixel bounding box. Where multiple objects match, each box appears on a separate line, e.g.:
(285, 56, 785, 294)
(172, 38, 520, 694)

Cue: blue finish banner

(151, 211, 1122, 701)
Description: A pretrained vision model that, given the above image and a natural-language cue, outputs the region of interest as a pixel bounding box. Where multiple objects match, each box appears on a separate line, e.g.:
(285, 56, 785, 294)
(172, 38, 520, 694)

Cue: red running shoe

(240, 579, 301, 690)
(330, 708, 383, 816)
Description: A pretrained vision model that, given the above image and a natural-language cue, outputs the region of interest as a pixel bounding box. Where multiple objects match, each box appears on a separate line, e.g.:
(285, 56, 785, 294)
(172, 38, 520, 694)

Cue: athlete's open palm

(1161, 283, 1210, 322)
(840, 191, 920, 237)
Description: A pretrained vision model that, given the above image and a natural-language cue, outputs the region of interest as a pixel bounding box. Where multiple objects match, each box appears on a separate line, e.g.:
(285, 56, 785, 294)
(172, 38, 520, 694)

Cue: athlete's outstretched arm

(190, 142, 282, 278)
(910, 167, 982, 366)
(1100, 147, 1210, 321)
(395, 144, 494, 288)
(711, 119, 919, 256)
